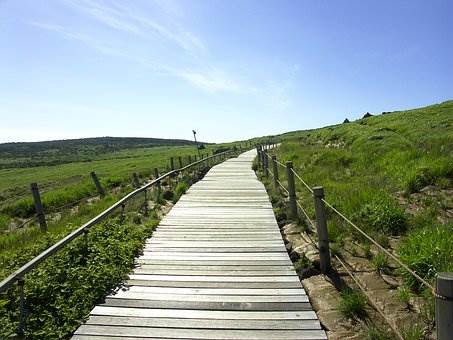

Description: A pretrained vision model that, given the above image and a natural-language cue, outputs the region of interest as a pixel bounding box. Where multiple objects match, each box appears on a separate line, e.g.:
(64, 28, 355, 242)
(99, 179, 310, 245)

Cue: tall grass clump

(398, 223, 453, 290)
(353, 194, 407, 235)
(339, 288, 368, 319)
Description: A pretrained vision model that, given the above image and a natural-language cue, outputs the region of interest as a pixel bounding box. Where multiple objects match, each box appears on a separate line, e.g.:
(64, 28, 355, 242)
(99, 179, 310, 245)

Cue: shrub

(0, 217, 157, 338)
(339, 288, 367, 319)
(354, 195, 407, 235)
(398, 224, 453, 290)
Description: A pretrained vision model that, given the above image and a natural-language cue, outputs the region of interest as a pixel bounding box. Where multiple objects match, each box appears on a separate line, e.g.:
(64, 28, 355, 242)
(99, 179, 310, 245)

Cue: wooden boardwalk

(73, 150, 326, 339)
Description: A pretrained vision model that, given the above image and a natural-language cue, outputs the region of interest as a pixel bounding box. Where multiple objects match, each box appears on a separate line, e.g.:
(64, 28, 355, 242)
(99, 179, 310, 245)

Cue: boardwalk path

(74, 150, 326, 339)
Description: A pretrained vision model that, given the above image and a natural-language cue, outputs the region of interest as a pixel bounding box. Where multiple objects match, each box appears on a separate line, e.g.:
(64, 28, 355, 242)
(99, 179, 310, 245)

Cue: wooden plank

(126, 280, 302, 289)
(135, 264, 296, 271)
(108, 291, 308, 302)
(84, 315, 321, 330)
(142, 247, 286, 253)
(90, 306, 319, 320)
(102, 298, 312, 311)
(124, 286, 307, 296)
(135, 259, 293, 266)
(128, 275, 300, 282)
(133, 269, 295, 276)
(75, 325, 327, 339)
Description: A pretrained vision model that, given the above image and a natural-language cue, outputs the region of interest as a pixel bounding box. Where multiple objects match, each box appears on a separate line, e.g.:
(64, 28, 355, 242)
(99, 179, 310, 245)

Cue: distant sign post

(193, 130, 201, 158)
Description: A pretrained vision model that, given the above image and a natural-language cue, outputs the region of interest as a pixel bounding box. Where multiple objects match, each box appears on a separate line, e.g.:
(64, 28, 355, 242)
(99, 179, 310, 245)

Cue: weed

(339, 288, 368, 320)
(372, 253, 390, 273)
(330, 242, 341, 258)
(397, 285, 411, 307)
(401, 323, 424, 340)
(354, 195, 407, 235)
(365, 325, 392, 340)
(294, 256, 312, 272)
(398, 224, 453, 290)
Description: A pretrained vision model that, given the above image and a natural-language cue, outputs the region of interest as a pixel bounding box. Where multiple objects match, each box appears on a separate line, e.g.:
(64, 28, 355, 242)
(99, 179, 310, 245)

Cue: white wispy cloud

(31, 0, 294, 103)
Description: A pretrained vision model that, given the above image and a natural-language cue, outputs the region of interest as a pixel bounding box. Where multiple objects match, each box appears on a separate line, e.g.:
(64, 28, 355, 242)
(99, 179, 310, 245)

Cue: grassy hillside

(0, 136, 200, 168)
(263, 100, 452, 290)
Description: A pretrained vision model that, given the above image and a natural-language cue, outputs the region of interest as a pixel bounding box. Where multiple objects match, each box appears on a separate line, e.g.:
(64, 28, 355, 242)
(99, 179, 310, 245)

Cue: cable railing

(0, 148, 240, 335)
(254, 143, 450, 338)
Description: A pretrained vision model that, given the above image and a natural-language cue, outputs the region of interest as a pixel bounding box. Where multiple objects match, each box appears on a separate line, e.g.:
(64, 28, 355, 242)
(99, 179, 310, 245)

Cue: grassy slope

(265, 100, 452, 288)
(0, 136, 199, 168)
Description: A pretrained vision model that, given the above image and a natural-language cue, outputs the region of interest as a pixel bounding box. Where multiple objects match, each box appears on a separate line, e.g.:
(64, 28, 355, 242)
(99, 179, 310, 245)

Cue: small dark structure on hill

(363, 112, 373, 118)
(343, 118, 350, 123)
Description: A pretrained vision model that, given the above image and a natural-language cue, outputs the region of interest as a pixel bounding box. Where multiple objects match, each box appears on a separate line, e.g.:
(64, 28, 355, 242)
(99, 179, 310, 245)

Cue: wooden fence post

(30, 183, 47, 232)
(256, 146, 261, 169)
(263, 151, 269, 177)
(178, 156, 183, 169)
(133, 172, 140, 188)
(313, 186, 331, 274)
(154, 168, 161, 192)
(170, 157, 175, 171)
(272, 155, 279, 190)
(90, 171, 105, 197)
(436, 272, 453, 340)
(285, 161, 298, 220)
(188, 155, 192, 164)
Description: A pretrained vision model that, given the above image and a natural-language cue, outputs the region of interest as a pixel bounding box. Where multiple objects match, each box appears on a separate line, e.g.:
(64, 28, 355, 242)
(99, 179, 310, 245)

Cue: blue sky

(0, 0, 451, 143)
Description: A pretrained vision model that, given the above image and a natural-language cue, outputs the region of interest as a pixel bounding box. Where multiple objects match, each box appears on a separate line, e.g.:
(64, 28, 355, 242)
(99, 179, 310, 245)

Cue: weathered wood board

(73, 150, 326, 339)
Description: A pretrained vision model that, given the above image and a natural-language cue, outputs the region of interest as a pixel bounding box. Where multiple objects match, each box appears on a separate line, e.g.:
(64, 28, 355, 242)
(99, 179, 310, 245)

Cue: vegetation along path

(73, 150, 326, 339)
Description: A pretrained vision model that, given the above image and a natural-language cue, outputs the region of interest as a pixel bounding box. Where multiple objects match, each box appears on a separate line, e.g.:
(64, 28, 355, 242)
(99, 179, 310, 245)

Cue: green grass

(261, 100, 452, 291)
(339, 288, 368, 320)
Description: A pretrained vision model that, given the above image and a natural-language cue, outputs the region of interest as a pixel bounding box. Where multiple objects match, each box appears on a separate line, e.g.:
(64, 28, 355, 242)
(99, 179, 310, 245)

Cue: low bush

(0, 216, 158, 338)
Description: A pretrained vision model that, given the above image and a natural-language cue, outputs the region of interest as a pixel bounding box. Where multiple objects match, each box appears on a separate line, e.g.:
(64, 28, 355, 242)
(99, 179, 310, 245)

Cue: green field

(0, 139, 247, 278)
(260, 100, 452, 291)
(0, 137, 247, 337)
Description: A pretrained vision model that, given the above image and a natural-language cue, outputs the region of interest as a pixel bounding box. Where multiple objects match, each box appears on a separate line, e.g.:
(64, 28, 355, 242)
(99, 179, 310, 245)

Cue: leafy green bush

(354, 195, 407, 235)
(398, 224, 453, 290)
(339, 288, 368, 319)
(0, 217, 157, 338)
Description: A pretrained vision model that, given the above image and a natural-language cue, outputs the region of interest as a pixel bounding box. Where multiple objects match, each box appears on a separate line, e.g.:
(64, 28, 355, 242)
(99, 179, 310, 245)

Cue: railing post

(272, 155, 279, 190)
(30, 182, 47, 232)
(285, 162, 298, 220)
(90, 171, 105, 197)
(313, 186, 331, 274)
(263, 151, 269, 177)
(132, 172, 140, 188)
(154, 168, 161, 199)
(256, 146, 262, 169)
(188, 155, 192, 164)
(17, 278, 26, 336)
(170, 157, 175, 171)
(178, 156, 183, 169)
(436, 272, 453, 340)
